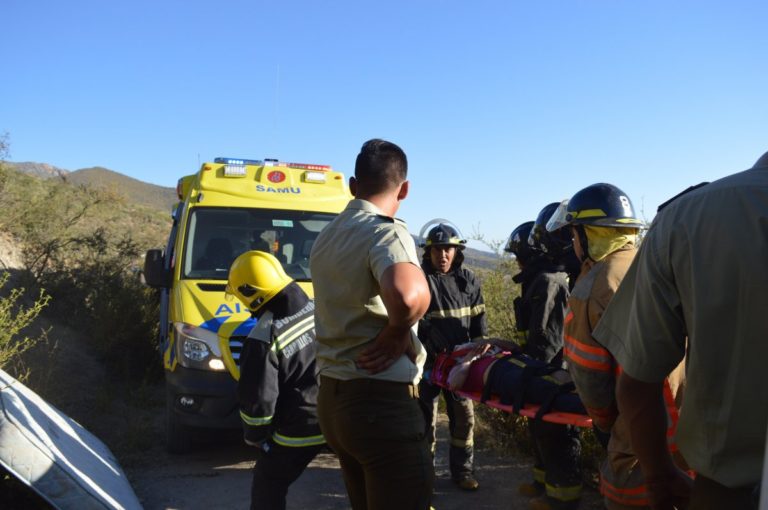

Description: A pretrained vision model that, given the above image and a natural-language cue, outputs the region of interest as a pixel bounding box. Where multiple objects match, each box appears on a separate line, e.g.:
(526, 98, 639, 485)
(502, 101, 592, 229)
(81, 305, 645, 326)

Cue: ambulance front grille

(228, 336, 245, 368)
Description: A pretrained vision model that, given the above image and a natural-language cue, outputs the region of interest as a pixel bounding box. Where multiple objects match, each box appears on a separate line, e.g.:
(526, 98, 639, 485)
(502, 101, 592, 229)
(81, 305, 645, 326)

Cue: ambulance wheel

(165, 395, 192, 454)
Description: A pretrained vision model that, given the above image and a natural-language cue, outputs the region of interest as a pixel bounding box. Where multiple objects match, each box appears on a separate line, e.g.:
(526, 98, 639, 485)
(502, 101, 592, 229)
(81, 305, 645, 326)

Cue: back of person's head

(354, 139, 408, 195)
(530, 202, 574, 263)
(505, 221, 536, 264)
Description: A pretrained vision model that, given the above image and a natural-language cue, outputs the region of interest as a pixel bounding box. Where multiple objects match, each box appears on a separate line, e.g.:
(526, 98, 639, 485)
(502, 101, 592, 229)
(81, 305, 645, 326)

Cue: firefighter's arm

(468, 272, 489, 341)
(565, 306, 617, 431)
(567, 357, 617, 432)
(357, 262, 430, 373)
(238, 335, 279, 446)
(617, 372, 692, 510)
(526, 278, 564, 363)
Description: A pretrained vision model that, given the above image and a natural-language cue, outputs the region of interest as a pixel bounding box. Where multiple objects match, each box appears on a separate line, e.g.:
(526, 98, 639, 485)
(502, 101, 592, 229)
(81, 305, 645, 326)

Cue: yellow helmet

(225, 251, 292, 313)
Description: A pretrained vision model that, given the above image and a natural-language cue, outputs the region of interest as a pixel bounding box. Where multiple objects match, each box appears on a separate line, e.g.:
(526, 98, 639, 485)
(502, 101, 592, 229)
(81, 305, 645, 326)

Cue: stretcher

(430, 349, 594, 428)
(445, 388, 592, 428)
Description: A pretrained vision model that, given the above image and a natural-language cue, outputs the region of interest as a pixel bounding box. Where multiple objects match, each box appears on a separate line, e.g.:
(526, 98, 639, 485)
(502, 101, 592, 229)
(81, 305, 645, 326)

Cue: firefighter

(547, 183, 685, 510)
(505, 206, 582, 510)
(418, 222, 488, 491)
(226, 250, 325, 510)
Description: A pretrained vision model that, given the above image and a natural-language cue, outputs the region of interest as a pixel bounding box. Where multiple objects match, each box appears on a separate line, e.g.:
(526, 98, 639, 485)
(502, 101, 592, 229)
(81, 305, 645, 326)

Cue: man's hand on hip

(356, 325, 416, 374)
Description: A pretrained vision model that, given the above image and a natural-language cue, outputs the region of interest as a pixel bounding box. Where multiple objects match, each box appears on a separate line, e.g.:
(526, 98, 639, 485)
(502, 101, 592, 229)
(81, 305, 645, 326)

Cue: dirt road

(127, 418, 603, 510)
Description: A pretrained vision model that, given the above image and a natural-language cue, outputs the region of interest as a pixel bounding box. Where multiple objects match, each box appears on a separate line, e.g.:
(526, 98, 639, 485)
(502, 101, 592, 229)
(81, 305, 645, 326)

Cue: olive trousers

(318, 375, 434, 510)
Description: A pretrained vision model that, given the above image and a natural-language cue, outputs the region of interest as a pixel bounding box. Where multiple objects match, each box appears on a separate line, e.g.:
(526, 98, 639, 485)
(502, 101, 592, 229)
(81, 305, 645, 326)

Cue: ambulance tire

(165, 393, 193, 454)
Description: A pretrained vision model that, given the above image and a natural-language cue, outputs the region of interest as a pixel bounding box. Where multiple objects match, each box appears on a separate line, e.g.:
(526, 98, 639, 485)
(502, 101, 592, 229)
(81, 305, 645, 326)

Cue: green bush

(43, 230, 162, 382)
(0, 272, 50, 380)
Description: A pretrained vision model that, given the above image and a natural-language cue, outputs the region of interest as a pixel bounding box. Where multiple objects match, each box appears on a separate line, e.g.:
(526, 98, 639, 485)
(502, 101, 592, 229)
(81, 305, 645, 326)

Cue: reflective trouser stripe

(240, 410, 273, 426)
(600, 478, 650, 507)
(533, 467, 546, 484)
(272, 432, 326, 447)
(546, 482, 583, 502)
(450, 436, 473, 448)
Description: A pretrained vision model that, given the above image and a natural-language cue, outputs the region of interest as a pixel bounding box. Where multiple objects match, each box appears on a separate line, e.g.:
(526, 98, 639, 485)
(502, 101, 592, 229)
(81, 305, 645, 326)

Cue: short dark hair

(354, 139, 408, 194)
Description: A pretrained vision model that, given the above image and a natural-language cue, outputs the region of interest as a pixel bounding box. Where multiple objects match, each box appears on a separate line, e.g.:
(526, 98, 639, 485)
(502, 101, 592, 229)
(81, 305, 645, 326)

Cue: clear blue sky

(3, 0, 767, 249)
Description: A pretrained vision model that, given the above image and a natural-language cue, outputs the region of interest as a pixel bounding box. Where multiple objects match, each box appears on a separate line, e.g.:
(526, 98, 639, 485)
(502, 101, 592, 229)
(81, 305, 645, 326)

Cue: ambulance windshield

(182, 207, 337, 281)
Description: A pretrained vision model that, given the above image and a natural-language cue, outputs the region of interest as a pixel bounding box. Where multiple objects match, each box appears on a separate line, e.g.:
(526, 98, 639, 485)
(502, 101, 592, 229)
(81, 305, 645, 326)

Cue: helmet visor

(545, 200, 571, 232)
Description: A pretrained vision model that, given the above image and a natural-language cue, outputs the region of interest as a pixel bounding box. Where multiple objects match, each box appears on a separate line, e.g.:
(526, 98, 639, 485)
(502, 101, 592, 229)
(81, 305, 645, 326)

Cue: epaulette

(375, 213, 396, 223)
(657, 182, 710, 213)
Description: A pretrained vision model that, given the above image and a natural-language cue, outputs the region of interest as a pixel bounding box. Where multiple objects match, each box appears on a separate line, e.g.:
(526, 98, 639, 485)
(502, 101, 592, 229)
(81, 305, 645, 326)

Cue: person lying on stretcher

(432, 340, 587, 417)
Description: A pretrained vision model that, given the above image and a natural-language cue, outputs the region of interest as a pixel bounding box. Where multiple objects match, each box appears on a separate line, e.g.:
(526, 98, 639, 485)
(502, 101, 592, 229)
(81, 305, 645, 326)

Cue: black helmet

(504, 221, 535, 261)
(530, 202, 573, 258)
(548, 183, 645, 230)
(423, 223, 466, 249)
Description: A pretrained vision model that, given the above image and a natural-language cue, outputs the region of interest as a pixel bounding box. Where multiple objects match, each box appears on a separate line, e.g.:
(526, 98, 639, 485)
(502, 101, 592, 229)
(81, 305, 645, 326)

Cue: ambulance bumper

(165, 367, 241, 429)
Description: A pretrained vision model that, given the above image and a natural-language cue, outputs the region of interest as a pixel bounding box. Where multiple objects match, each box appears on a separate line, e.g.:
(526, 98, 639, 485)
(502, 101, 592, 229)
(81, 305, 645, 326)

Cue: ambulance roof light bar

(212, 157, 330, 171)
(214, 157, 264, 166)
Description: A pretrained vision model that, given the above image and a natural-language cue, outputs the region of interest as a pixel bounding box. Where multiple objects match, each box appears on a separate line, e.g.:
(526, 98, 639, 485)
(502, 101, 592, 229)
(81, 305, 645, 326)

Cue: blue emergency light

(214, 157, 264, 166)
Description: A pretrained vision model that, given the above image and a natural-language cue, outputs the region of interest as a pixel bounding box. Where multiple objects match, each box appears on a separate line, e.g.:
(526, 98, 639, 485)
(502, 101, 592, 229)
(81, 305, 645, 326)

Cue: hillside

(8, 162, 177, 213)
(67, 167, 177, 212)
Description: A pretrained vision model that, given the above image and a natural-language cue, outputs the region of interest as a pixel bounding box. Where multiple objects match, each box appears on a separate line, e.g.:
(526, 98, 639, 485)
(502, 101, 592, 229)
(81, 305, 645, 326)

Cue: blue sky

(3, 1, 767, 249)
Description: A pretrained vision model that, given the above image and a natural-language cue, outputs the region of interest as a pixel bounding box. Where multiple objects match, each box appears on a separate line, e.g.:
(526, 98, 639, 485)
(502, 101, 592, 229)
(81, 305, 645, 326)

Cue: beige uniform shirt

(310, 199, 426, 384)
(594, 163, 768, 487)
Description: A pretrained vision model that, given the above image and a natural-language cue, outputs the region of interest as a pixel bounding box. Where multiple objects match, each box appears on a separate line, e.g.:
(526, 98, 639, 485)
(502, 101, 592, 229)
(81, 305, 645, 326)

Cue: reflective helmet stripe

(570, 208, 607, 219)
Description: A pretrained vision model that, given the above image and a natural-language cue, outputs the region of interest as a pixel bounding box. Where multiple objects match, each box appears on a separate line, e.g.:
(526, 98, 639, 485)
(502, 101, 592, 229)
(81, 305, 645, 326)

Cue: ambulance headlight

(183, 339, 209, 361)
(174, 323, 226, 371)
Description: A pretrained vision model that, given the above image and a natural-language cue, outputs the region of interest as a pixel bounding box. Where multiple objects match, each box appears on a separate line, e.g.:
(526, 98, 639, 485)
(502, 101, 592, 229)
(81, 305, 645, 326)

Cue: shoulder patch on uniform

(657, 182, 709, 213)
(246, 313, 273, 344)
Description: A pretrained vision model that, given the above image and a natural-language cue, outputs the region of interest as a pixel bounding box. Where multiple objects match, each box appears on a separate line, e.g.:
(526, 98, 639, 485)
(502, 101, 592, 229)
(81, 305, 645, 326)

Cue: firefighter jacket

(565, 245, 686, 507)
(513, 259, 570, 364)
(564, 245, 636, 431)
(238, 283, 324, 448)
(418, 262, 488, 366)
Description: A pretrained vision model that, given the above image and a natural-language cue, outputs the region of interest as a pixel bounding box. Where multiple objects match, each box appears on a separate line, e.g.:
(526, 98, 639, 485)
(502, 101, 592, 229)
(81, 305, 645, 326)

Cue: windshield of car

(181, 207, 336, 281)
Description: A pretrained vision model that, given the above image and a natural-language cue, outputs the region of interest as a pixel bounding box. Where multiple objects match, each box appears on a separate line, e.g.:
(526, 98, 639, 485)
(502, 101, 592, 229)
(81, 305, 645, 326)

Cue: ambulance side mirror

(143, 249, 171, 288)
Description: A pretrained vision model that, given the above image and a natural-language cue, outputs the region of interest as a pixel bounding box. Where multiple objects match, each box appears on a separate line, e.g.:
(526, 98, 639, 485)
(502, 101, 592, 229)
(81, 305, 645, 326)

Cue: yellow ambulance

(144, 157, 351, 452)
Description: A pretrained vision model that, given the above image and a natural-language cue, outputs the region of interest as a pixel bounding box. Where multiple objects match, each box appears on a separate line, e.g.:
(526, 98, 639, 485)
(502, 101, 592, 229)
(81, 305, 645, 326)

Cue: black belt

(320, 375, 419, 398)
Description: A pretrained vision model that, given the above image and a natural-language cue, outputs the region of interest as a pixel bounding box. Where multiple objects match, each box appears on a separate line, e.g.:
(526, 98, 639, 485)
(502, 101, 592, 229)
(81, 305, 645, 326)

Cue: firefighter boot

(529, 496, 553, 510)
(519, 481, 545, 497)
(454, 474, 479, 491)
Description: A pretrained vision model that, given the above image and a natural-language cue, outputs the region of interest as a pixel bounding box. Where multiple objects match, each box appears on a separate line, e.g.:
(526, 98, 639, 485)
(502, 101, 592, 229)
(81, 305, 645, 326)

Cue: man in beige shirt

(596, 151, 768, 510)
(310, 139, 433, 510)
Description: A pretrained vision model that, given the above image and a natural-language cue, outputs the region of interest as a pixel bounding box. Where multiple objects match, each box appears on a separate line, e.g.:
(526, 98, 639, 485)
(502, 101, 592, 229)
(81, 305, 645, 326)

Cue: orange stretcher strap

(453, 390, 593, 428)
